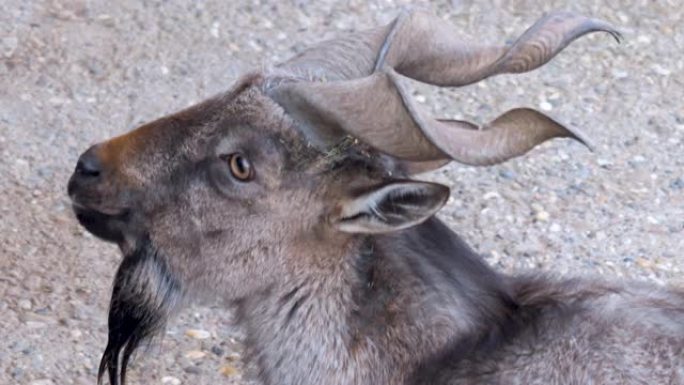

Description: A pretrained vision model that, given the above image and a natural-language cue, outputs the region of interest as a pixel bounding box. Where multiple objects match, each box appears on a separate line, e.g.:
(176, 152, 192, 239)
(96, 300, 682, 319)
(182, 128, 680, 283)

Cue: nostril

(75, 148, 103, 179)
(76, 159, 101, 177)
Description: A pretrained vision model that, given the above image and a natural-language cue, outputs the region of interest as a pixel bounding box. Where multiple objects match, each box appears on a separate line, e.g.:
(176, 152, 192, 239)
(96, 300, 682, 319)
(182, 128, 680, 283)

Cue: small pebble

(651, 64, 671, 76)
(637, 34, 652, 44)
(535, 211, 550, 222)
(18, 299, 32, 310)
(30, 380, 54, 385)
(1, 36, 18, 58)
(210, 22, 220, 38)
(225, 352, 241, 362)
(482, 191, 499, 200)
(184, 350, 206, 360)
(596, 158, 612, 168)
(489, 250, 502, 264)
(220, 364, 240, 377)
(670, 178, 684, 190)
(636, 258, 653, 269)
(185, 329, 211, 339)
(25, 321, 47, 329)
(161, 376, 181, 385)
(611, 69, 628, 79)
(184, 366, 201, 375)
(631, 155, 646, 163)
(10, 367, 23, 379)
(498, 169, 516, 179)
(210, 345, 224, 356)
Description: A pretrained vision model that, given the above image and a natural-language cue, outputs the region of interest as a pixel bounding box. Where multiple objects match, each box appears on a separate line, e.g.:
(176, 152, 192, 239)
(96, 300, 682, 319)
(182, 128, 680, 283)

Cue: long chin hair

(98, 238, 182, 385)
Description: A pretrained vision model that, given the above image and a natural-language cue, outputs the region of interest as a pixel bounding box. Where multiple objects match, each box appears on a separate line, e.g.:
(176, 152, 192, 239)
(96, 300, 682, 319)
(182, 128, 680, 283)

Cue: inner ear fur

(332, 180, 450, 234)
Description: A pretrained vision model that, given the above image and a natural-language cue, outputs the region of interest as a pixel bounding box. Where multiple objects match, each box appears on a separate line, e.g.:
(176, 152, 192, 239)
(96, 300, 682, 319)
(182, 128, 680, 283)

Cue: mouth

(73, 204, 130, 244)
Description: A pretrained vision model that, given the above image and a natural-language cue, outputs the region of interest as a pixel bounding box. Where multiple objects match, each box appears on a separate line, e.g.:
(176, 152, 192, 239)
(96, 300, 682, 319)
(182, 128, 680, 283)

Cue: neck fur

(236, 217, 515, 385)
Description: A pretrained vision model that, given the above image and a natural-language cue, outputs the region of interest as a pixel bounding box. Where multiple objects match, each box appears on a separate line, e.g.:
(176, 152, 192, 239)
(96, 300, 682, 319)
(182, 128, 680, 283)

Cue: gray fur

(65, 10, 684, 385)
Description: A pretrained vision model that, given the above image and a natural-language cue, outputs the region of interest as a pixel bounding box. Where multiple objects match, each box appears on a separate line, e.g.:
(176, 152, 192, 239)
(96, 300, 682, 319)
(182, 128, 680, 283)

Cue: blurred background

(1, 1, 682, 384)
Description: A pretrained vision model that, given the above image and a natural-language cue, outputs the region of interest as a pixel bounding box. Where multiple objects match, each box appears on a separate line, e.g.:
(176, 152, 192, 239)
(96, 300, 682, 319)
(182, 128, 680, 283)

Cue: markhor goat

(67, 9, 684, 385)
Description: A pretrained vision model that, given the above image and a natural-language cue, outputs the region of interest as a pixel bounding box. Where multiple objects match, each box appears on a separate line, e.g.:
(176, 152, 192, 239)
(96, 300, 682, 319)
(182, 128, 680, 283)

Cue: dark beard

(98, 238, 182, 385)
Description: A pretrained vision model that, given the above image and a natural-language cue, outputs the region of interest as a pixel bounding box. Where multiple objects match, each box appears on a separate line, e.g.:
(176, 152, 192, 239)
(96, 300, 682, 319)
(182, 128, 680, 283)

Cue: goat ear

(333, 181, 449, 234)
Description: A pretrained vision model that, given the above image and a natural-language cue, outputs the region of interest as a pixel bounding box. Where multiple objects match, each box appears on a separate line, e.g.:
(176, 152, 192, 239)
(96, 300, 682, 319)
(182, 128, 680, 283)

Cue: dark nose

(68, 145, 104, 198)
(75, 145, 102, 180)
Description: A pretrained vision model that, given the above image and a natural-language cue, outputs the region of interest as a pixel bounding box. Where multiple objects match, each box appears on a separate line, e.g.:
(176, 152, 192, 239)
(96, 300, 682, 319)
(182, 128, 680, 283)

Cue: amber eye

(224, 153, 253, 181)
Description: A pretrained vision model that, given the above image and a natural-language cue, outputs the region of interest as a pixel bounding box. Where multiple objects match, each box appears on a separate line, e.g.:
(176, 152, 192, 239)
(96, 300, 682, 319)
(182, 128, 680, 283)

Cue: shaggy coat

(67, 9, 684, 385)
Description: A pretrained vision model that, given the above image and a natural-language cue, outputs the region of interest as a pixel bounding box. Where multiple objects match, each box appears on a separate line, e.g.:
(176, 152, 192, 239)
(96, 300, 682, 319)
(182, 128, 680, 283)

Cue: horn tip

(603, 27, 624, 44)
(588, 18, 624, 44)
(566, 127, 595, 152)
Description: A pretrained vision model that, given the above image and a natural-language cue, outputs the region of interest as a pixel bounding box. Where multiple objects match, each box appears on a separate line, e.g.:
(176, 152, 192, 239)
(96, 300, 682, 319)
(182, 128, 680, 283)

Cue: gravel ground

(1, 1, 682, 384)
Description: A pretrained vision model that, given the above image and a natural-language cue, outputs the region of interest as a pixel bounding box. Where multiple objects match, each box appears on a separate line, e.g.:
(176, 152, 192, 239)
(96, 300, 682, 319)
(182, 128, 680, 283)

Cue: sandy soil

(1, 1, 682, 384)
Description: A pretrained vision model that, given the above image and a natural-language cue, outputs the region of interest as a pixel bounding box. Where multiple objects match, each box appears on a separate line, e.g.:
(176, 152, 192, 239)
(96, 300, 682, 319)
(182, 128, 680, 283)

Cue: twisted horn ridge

(271, 10, 619, 166)
(377, 10, 621, 86)
(272, 69, 592, 165)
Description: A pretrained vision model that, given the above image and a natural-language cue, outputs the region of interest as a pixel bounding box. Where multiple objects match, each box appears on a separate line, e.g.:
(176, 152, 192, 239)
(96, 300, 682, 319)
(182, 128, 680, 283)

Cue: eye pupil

(228, 153, 252, 181)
